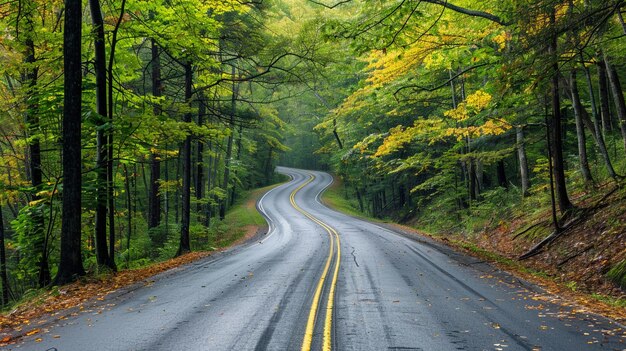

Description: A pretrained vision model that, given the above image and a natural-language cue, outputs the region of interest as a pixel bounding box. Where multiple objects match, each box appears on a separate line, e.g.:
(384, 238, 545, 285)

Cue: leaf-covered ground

(469, 182, 626, 316)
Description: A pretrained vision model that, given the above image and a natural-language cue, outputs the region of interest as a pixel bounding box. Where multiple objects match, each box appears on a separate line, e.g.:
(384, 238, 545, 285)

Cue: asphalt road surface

(9, 167, 626, 351)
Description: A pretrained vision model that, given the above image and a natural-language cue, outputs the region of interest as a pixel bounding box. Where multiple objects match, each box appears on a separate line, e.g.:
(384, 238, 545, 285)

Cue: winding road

(9, 167, 625, 350)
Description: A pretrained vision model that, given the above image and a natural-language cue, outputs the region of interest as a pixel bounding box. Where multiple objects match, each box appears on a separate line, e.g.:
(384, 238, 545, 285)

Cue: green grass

(591, 293, 626, 308)
(190, 183, 284, 251)
(322, 178, 385, 222)
(607, 259, 626, 290)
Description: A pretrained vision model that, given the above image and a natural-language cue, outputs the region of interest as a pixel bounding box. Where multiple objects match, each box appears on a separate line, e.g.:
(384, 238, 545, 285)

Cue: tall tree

(569, 70, 593, 184)
(148, 38, 162, 232)
(549, 8, 573, 214)
(21, 0, 50, 287)
(196, 94, 206, 219)
(516, 126, 530, 196)
(597, 58, 613, 133)
(220, 66, 239, 220)
(89, 0, 113, 269)
(604, 55, 626, 153)
(55, 0, 86, 285)
(0, 206, 9, 304)
(105, 0, 127, 270)
(177, 61, 193, 256)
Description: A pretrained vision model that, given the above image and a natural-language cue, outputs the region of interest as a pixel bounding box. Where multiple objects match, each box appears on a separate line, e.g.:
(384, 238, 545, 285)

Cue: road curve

(9, 167, 626, 351)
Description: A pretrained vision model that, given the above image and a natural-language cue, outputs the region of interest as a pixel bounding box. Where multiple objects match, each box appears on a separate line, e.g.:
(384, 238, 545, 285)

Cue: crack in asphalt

(350, 246, 359, 268)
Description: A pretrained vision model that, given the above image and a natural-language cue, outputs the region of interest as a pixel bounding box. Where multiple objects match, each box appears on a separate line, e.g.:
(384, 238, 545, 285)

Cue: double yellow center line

(289, 174, 341, 351)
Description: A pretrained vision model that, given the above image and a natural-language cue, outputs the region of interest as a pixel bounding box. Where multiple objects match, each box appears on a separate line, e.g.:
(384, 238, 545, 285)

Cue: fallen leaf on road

(25, 328, 40, 336)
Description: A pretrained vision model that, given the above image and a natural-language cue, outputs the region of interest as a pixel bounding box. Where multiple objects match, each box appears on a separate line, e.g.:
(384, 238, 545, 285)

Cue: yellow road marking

(290, 174, 341, 351)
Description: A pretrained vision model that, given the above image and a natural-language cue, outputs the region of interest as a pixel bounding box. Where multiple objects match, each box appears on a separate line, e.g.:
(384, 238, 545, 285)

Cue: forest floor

(0, 184, 279, 344)
(323, 176, 626, 324)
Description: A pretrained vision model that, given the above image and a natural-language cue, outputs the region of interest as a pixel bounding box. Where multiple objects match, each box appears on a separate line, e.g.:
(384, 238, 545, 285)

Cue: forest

(1, 0, 626, 308)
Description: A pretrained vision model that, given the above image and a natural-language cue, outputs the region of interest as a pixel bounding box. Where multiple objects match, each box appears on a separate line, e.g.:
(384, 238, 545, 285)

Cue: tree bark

(23, 20, 50, 287)
(0, 206, 9, 304)
(597, 59, 613, 133)
(264, 147, 273, 185)
(468, 159, 477, 201)
(89, 0, 113, 269)
(196, 96, 205, 220)
(55, 0, 86, 285)
(569, 70, 593, 184)
(604, 54, 626, 152)
(220, 66, 238, 220)
(148, 39, 162, 230)
(496, 160, 508, 189)
(123, 164, 132, 267)
(581, 59, 618, 179)
(175, 147, 180, 224)
(204, 140, 213, 227)
(516, 127, 530, 196)
(230, 125, 243, 205)
(105, 0, 126, 271)
(549, 9, 573, 214)
(177, 62, 193, 256)
(545, 111, 561, 233)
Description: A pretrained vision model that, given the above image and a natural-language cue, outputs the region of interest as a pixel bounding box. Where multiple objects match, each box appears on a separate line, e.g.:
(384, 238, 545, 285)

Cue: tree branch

(422, 0, 508, 25)
(394, 63, 489, 98)
(308, 0, 353, 9)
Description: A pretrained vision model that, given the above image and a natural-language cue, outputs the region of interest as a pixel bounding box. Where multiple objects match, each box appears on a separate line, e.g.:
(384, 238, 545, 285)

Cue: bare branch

(308, 0, 353, 9)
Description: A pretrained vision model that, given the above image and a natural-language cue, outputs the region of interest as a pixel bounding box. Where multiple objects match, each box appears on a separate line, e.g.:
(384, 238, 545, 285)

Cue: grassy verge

(322, 177, 384, 221)
(208, 184, 279, 249)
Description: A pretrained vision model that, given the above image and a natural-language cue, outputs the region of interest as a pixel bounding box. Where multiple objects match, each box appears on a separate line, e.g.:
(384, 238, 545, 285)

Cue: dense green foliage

(0, 0, 308, 303)
(280, 0, 626, 229)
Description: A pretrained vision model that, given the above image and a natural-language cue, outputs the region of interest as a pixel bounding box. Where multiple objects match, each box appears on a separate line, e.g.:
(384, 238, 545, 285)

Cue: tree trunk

(177, 62, 193, 256)
(210, 146, 221, 225)
(230, 125, 243, 205)
(204, 140, 213, 227)
(516, 127, 530, 196)
(105, 0, 126, 271)
(597, 59, 613, 133)
(22, 18, 50, 287)
(582, 59, 618, 179)
(550, 9, 573, 214)
(496, 160, 508, 189)
(354, 187, 364, 212)
(55, 0, 86, 285)
(570, 70, 593, 184)
(164, 143, 170, 236)
(175, 148, 181, 224)
(604, 54, 626, 152)
(264, 147, 273, 184)
(476, 159, 484, 192)
(196, 96, 205, 220)
(468, 159, 477, 201)
(0, 206, 9, 304)
(617, 10, 626, 35)
(148, 39, 162, 230)
(123, 164, 132, 267)
(220, 66, 238, 220)
(89, 0, 113, 269)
